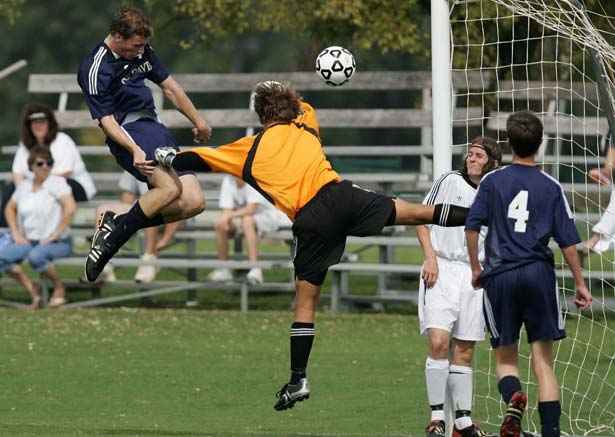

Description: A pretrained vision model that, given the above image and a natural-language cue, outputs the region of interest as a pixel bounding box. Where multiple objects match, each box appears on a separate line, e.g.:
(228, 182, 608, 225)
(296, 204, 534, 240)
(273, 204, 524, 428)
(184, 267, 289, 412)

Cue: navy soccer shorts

(481, 261, 566, 348)
(292, 180, 396, 286)
(107, 118, 178, 183)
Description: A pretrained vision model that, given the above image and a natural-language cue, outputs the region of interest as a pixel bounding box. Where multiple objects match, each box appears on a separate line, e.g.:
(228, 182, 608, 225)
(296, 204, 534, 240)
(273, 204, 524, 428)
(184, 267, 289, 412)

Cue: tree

(0, 0, 24, 25)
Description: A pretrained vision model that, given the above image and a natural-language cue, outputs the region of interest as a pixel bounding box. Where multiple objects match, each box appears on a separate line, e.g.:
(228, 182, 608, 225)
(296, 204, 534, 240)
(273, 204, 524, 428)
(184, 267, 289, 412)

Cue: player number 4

(507, 190, 529, 233)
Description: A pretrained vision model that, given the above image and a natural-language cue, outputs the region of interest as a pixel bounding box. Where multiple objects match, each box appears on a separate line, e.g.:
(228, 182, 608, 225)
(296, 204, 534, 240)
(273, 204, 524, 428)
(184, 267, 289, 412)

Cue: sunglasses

(34, 159, 54, 168)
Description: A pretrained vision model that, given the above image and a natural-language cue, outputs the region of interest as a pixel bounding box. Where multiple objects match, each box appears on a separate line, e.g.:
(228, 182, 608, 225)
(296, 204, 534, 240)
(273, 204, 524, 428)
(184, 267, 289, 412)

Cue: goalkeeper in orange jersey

(155, 80, 470, 411)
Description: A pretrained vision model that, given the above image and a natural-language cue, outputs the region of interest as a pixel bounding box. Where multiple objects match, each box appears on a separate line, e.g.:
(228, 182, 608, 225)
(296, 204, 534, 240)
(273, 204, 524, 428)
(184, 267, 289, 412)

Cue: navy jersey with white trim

(77, 42, 169, 123)
(465, 164, 580, 278)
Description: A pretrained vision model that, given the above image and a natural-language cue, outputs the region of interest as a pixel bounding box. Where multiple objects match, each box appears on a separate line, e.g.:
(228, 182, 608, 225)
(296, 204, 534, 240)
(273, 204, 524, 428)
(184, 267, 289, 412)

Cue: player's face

(466, 145, 489, 177)
(115, 34, 148, 60)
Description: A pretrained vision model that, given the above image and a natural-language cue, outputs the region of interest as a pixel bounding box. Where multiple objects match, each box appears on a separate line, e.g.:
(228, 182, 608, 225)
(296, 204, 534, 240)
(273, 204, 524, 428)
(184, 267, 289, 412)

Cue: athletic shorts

(418, 257, 485, 341)
(482, 261, 566, 348)
(292, 180, 395, 286)
(107, 118, 178, 183)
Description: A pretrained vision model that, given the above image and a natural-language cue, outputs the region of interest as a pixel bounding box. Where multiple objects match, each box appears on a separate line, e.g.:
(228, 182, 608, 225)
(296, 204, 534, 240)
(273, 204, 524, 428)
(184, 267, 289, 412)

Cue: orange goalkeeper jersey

(182, 101, 341, 220)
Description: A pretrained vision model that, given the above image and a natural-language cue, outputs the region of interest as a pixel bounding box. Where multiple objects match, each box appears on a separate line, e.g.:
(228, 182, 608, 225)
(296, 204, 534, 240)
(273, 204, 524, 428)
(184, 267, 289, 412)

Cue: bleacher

(0, 71, 611, 310)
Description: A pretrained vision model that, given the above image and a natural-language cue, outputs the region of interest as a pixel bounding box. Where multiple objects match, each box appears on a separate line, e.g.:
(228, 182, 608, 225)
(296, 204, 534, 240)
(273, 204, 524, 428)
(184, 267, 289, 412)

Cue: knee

(429, 337, 450, 359)
(185, 192, 205, 216)
(242, 214, 255, 229)
(27, 251, 47, 272)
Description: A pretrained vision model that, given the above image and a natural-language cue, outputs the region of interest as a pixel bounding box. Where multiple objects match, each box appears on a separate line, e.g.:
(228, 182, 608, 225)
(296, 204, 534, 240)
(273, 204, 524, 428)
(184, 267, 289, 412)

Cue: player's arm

(99, 115, 155, 177)
(417, 225, 438, 287)
(465, 229, 482, 288)
(560, 245, 592, 309)
(465, 178, 491, 288)
(589, 143, 615, 184)
(160, 76, 211, 144)
(228, 202, 258, 219)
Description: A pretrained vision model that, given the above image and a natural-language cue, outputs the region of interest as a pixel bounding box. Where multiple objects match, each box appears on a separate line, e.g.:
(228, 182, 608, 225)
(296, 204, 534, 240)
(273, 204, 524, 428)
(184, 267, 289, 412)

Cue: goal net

(448, 0, 615, 435)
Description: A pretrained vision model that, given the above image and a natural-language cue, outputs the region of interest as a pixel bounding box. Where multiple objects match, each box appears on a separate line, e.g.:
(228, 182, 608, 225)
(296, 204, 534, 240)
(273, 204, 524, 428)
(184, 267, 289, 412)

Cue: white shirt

(219, 175, 270, 211)
(423, 171, 486, 262)
(12, 132, 97, 200)
(11, 175, 72, 240)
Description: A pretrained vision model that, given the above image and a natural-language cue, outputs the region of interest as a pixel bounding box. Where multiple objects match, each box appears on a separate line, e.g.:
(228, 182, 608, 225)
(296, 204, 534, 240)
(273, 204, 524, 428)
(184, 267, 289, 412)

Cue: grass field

(1, 308, 614, 437)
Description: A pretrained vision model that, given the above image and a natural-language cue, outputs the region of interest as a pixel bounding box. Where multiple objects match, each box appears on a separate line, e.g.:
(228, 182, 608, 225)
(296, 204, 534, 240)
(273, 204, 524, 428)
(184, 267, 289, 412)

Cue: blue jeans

(0, 237, 72, 273)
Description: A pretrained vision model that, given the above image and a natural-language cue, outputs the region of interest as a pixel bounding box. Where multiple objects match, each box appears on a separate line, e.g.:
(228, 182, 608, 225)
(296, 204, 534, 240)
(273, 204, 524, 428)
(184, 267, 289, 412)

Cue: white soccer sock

(449, 364, 474, 428)
(425, 357, 450, 421)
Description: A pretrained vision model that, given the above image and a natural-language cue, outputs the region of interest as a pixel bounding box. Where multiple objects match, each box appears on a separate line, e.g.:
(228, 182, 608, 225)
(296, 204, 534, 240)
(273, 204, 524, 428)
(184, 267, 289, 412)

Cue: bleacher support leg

(240, 281, 249, 313)
(185, 237, 197, 305)
(330, 271, 341, 313)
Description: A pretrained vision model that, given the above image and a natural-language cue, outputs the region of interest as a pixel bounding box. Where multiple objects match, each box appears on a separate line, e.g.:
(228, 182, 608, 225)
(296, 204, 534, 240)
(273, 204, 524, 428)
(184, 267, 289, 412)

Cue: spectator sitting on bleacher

(12, 103, 97, 202)
(1, 146, 76, 309)
(92, 171, 181, 283)
(208, 175, 291, 285)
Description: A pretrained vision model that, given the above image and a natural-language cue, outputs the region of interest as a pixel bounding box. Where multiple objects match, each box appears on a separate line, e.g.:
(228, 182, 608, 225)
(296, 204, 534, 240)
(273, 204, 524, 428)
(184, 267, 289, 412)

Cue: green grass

(1, 309, 614, 436)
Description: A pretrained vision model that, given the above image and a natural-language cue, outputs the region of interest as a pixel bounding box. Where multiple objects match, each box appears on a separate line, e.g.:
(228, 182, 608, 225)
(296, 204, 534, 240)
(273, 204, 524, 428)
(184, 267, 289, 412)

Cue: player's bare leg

(530, 340, 561, 437)
(274, 279, 319, 411)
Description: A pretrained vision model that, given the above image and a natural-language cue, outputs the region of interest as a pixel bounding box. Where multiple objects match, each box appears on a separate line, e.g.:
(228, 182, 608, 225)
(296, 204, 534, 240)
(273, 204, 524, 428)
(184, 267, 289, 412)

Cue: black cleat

(84, 211, 119, 282)
(274, 378, 310, 411)
(426, 420, 446, 437)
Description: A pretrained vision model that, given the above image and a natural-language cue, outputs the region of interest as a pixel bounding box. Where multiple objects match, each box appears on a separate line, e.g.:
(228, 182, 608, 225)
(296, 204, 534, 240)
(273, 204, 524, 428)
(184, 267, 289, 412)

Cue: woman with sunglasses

(11, 102, 96, 202)
(1, 146, 76, 309)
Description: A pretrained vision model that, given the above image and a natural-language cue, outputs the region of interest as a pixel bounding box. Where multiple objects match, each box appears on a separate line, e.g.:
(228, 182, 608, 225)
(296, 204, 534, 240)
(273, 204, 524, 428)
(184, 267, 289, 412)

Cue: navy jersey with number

(77, 42, 169, 124)
(465, 164, 580, 279)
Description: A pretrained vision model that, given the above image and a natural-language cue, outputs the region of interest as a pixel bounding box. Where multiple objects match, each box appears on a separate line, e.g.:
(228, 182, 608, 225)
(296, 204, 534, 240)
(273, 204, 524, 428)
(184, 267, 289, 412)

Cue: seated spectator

(1, 146, 76, 309)
(208, 175, 291, 284)
(11, 103, 96, 201)
(91, 171, 181, 283)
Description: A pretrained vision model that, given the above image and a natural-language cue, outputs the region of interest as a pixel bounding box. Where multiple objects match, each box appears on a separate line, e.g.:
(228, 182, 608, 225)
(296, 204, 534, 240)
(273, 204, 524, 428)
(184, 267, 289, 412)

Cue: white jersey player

(418, 137, 501, 437)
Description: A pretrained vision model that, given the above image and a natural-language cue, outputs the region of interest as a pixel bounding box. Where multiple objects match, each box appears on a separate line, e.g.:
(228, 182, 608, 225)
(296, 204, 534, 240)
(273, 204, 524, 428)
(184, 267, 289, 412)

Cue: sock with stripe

(289, 322, 315, 384)
(449, 364, 474, 430)
(425, 357, 449, 421)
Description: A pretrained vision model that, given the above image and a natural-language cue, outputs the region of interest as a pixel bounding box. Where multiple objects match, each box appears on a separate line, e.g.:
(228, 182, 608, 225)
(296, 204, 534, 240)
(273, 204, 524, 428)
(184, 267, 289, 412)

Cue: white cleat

(154, 146, 177, 168)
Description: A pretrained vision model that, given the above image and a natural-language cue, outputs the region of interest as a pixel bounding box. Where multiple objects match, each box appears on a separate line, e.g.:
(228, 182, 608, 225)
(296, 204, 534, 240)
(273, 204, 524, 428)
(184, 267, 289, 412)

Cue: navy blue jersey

(466, 164, 580, 278)
(77, 42, 169, 124)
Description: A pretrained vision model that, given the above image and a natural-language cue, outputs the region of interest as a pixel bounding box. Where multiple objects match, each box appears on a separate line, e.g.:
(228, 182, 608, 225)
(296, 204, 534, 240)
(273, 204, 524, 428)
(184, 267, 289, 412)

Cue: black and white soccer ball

(315, 46, 356, 87)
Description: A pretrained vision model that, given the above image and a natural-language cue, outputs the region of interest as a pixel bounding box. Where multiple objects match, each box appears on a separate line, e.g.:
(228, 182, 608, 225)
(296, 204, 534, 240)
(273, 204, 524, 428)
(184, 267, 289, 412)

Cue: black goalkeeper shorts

(292, 180, 396, 286)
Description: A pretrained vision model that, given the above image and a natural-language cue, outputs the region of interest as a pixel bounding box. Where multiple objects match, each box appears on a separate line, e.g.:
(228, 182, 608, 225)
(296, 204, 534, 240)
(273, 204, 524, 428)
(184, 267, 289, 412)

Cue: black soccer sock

(107, 201, 165, 249)
(172, 151, 212, 173)
(498, 375, 522, 405)
(433, 204, 469, 226)
(289, 321, 315, 384)
(539, 401, 561, 437)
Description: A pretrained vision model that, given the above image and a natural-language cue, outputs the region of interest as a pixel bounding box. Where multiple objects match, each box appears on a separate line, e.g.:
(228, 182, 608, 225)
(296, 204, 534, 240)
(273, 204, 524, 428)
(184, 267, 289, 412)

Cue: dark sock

(289, 322, 315, 384)
(539, 401, 561, 437)
(498, 375, 522, 405)
(433, 204, 469, 226)
(108, 201, 165, 249)
(172, 151, 212, 173)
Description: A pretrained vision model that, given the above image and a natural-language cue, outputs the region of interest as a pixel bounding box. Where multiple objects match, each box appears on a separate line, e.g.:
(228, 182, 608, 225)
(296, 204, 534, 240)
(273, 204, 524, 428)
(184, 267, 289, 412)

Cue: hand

(421, 257, 438, 288)
(41, 234, 59, 245)
(574, 282, 592, 310)
(589, 168, 612, 185)
(471, 267, 482, 289)
(133, 147, 155, 177)
(193, 121, 212, 144)
(12, 232, 28, 246)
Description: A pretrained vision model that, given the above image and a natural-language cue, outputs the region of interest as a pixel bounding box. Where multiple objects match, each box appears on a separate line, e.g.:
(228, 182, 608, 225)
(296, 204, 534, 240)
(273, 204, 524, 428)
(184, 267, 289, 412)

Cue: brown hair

(253, 81, 301, 125)
(506, 111, 543, 158)
(27, 145, 54, 170)
(20, 103, 58, 150)
(110, 6, 152, 39)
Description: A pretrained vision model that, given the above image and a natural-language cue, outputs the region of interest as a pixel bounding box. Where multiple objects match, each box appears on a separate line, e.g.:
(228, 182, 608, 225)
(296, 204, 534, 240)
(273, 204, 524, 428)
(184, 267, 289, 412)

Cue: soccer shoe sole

(273, 393, 310, 411)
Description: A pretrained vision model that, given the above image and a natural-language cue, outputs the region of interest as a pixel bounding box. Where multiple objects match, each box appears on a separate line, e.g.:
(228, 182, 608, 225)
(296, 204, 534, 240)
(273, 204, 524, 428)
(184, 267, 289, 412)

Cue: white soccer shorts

(418, 257, 486, 341)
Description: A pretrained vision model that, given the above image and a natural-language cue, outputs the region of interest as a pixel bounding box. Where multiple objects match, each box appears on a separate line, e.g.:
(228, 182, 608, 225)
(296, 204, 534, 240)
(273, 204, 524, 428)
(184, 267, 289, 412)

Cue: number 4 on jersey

(507, 190, 529, 233)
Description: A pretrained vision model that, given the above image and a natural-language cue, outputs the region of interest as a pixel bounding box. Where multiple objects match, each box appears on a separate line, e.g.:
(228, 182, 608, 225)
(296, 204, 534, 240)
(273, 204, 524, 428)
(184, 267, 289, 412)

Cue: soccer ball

(315, 46, 356, 87)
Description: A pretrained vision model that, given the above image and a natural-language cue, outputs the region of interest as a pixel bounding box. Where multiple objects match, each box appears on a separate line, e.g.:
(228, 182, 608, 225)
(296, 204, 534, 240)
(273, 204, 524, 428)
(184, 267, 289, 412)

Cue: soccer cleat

(134, 253, 159, 283)
(425, 420, 446, 437)
(500, 391, 528, 437)
(154, 146, 177, 168)
(84, 211, 120, 282)
(274, 378, 310, 411)
(207, 268, 234, 282)
(246, 267, 263, 285)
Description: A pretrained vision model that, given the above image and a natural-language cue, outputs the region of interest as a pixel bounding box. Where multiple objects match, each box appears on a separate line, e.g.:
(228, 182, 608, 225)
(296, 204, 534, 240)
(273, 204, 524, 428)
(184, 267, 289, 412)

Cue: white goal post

(431, 1, 615, 435)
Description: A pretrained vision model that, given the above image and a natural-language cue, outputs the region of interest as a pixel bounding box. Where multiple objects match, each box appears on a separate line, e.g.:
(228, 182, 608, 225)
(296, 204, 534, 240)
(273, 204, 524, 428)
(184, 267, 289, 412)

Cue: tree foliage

(0, 0, 25, 25)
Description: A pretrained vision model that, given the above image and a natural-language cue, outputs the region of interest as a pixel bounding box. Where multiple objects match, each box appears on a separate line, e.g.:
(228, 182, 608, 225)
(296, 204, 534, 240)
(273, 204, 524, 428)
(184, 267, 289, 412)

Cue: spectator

(91, 171, 181, 283)
(1, 146, 76, 309)
(12, 103, 97, 201)
(208, 175, 291, 285)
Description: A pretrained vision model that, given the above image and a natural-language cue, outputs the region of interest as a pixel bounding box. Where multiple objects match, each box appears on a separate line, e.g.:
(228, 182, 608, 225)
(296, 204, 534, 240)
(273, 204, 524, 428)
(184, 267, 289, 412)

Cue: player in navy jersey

(465, 111, 592, 437)
(77, 7, 211, 281)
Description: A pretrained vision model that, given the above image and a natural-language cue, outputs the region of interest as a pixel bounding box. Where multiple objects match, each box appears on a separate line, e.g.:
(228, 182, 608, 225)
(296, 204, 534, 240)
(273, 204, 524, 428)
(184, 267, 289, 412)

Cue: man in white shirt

(418, 137, 501, 437)
(208, 175, 291, 284)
